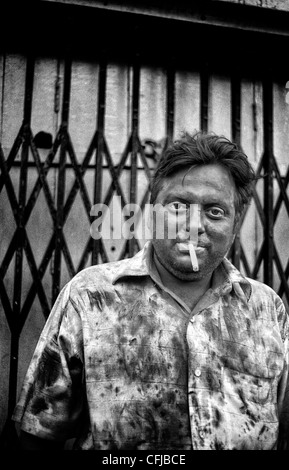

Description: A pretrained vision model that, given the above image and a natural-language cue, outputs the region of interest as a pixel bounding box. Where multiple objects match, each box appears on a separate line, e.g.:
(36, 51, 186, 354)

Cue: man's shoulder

(244, 278, 289, 340)
(69, 258, 129, 290)
(245, 276, 286, 310)
(246, 276, 278, 295)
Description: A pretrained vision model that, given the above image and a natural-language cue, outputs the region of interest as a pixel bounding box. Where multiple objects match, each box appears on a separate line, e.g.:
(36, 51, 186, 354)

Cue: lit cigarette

(177, 242, 199, 272)
(188, 243, 199, 272)
(176, 203, 199, 272)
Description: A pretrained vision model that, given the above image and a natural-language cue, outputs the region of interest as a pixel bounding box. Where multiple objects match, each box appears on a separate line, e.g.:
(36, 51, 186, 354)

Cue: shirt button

(194, 368, 201, 377)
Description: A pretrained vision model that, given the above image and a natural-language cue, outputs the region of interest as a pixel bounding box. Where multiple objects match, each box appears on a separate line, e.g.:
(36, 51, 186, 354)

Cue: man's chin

(173, 272, 203, 281)
(168, 262, 205, 281)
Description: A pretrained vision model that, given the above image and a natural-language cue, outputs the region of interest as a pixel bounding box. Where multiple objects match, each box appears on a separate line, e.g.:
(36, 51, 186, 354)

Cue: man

(13, 132, 289, 450)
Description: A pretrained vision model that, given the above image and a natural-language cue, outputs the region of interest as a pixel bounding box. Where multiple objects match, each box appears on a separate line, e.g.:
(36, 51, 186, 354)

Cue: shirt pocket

(222, 367, 277, 406)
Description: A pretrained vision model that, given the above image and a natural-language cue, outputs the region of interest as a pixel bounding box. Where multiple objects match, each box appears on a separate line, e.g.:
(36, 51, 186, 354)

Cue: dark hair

(150, 131, 256, 217)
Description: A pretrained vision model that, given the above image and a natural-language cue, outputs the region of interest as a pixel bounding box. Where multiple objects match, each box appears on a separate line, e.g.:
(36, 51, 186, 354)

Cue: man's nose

(177, 206, 201, 240)
(187, 206, 204, 235)
(198, 209, 205, 234)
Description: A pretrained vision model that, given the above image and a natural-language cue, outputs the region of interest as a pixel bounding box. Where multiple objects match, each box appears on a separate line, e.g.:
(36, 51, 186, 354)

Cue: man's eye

(206, 207, 225, 219)
(166, 202, 188, 213)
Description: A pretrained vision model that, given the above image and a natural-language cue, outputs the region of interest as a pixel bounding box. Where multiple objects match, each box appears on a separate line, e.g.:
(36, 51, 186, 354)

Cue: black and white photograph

(1, 0, 289, 459)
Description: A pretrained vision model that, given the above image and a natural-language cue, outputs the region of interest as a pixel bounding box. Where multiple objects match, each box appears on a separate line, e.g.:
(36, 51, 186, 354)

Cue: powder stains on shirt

(12, 242, 289, 449)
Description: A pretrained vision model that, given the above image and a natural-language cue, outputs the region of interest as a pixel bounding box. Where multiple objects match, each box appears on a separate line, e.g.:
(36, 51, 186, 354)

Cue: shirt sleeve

(276, 300, 289, 450)
(12, 282, 85, 441)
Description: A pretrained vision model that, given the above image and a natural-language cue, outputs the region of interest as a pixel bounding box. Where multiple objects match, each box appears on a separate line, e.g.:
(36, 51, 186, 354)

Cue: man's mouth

(177, 242, 194, 251)
(176, 242, 208, 252)
(176, 242, 200, 271)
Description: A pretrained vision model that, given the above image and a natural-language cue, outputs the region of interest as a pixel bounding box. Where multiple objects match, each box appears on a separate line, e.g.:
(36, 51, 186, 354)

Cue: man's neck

(153, 254, 212, 311)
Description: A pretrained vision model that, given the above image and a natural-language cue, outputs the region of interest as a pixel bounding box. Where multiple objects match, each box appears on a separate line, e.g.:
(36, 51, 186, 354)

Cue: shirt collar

(111, 241, 251, 303)
(209, 257, 251, 305)
(111, 242, 151, 284)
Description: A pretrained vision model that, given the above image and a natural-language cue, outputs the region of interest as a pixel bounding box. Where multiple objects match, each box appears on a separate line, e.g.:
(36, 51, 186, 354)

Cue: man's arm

(13, 286, 85, 449)
(277, 330, 289, 449)
(20, 430, 65, 450)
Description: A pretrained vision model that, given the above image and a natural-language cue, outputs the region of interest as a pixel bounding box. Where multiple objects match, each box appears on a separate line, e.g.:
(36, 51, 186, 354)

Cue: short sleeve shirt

(12, 242, 289, 449)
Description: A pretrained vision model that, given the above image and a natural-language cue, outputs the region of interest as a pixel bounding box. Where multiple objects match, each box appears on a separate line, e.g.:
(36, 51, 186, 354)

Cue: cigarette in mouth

(178, 242, 199, 272)
(176, 203, 199, 272)
(188, 243, 199, 272)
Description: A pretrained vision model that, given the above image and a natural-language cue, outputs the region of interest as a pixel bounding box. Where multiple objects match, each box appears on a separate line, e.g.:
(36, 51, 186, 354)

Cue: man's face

(151, 163, 237, 281)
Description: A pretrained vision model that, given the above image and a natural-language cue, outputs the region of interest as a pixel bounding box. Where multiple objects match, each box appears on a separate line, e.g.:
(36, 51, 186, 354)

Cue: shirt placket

(187, 311, 211, 449)
(186, 284, 228, 450)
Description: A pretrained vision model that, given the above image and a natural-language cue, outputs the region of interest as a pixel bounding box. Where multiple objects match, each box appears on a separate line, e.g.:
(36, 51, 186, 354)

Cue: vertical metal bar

(166, 63, 175, 145)
(200, 63, 209, 132)
(129, 58, 140, 258)
(0, 53, 6, 142)
(263, 77, 274, 287)
(8, 55, 34, 420)
(52, 57, 71, 303)
(231, 72, 241, 269)
(92, 60, 107, 265)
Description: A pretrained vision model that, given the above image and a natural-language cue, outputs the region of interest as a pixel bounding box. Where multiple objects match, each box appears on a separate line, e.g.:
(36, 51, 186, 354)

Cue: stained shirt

(12, 242, 289, 450)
